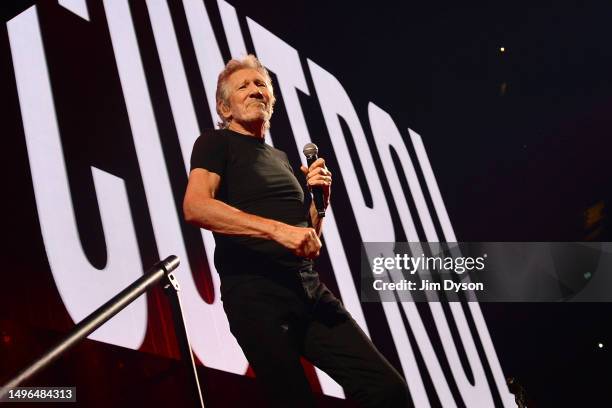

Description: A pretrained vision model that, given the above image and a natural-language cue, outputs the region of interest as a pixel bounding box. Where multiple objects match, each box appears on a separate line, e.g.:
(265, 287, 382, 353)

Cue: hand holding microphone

(301, 143, 332, 217)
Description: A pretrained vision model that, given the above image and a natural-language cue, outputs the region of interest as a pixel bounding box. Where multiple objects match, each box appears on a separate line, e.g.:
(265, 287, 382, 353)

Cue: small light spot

(584, 272, 592, 280)
(598, 342, 604, 349)
(2, 335, 11, 344)
(500, 47, 505, 53)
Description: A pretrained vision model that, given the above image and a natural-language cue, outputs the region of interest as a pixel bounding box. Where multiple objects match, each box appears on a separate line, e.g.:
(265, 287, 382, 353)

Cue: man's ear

(218, 100, 232, 121)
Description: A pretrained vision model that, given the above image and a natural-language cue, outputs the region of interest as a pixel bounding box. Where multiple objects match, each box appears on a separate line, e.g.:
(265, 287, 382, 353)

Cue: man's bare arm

(183, 168, 321, 258)
(309, 201, 324, 237)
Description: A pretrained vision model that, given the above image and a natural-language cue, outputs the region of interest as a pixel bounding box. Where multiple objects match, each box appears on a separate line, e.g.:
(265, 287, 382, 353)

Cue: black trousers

(221, 275, 411, 408)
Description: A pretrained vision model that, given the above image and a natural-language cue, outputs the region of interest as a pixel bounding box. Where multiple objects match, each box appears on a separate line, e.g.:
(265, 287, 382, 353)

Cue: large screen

(2, 1, 611, 407)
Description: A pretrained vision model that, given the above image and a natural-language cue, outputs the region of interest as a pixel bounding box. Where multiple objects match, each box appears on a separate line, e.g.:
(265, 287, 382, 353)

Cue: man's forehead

(229, 68, 267, 84)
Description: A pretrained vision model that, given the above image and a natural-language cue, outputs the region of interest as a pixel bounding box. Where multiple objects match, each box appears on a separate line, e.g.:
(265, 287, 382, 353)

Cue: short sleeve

(190, 130, 228, 176)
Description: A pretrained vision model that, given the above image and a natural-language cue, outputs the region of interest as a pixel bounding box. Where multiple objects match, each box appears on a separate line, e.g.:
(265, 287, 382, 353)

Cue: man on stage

(183, 55, 410, 407)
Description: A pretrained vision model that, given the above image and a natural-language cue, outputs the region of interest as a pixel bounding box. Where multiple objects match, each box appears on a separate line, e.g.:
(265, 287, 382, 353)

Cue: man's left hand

(301, 158, 332, 208)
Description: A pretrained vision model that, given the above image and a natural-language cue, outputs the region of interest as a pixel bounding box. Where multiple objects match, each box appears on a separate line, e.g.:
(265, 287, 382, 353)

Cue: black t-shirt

(190, 128, 314, 279)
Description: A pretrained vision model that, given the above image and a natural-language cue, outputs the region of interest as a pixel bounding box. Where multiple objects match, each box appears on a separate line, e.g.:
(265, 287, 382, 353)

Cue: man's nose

(249, 87, 263, 98)
(247, 84, 263, 97)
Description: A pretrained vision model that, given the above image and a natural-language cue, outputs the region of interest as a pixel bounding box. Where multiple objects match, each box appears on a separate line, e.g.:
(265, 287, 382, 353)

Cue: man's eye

(239, 85, 246, 89)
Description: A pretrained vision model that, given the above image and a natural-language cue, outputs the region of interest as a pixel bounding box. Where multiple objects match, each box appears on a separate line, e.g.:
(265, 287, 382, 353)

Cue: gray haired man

(184, 55, 410, 407)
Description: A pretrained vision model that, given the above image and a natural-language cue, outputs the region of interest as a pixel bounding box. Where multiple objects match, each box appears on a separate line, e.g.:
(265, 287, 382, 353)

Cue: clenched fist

(274, 224, 322, 259)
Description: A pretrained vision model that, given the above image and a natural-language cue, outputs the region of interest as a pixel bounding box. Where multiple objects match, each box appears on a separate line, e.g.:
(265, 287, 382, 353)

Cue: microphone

(302, 143, 326, 218)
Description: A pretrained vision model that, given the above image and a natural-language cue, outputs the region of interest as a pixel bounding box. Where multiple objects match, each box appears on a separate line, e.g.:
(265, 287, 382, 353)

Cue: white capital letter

(8, 6, 146, 349)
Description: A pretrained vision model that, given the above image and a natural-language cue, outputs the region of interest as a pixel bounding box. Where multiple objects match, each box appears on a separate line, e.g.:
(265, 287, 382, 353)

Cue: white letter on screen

(369, 104, 495, 406)
(8, 6, 146, 349)
(409, 130, 515, 407)
(103, 0, 246, 373)
(145, 0, 247, 373)
(307, 60, 394, 242)
(58, 0, 89, 21)
(217, 0, 247, 58)
(248, 18, 365, 398)
(145, 0, 248, 373)
(180, 0, 224, 126)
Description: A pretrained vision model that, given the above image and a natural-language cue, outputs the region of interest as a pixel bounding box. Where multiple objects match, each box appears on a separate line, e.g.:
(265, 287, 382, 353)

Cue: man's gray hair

(215, 54, 276, 130)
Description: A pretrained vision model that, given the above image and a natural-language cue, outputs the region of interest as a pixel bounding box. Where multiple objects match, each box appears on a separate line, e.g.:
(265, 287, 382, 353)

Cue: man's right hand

(274, 224, 322, 259)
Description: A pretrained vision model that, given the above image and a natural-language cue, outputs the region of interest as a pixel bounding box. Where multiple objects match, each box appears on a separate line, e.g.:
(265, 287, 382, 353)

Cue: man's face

(221, 68, 273, 126)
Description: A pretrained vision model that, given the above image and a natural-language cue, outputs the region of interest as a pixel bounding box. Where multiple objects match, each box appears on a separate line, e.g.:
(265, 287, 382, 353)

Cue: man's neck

(228, 120, 266, 139)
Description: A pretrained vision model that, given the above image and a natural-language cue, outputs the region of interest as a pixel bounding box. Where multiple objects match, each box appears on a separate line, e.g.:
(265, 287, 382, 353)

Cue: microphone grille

(303, 143, 318, 157)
